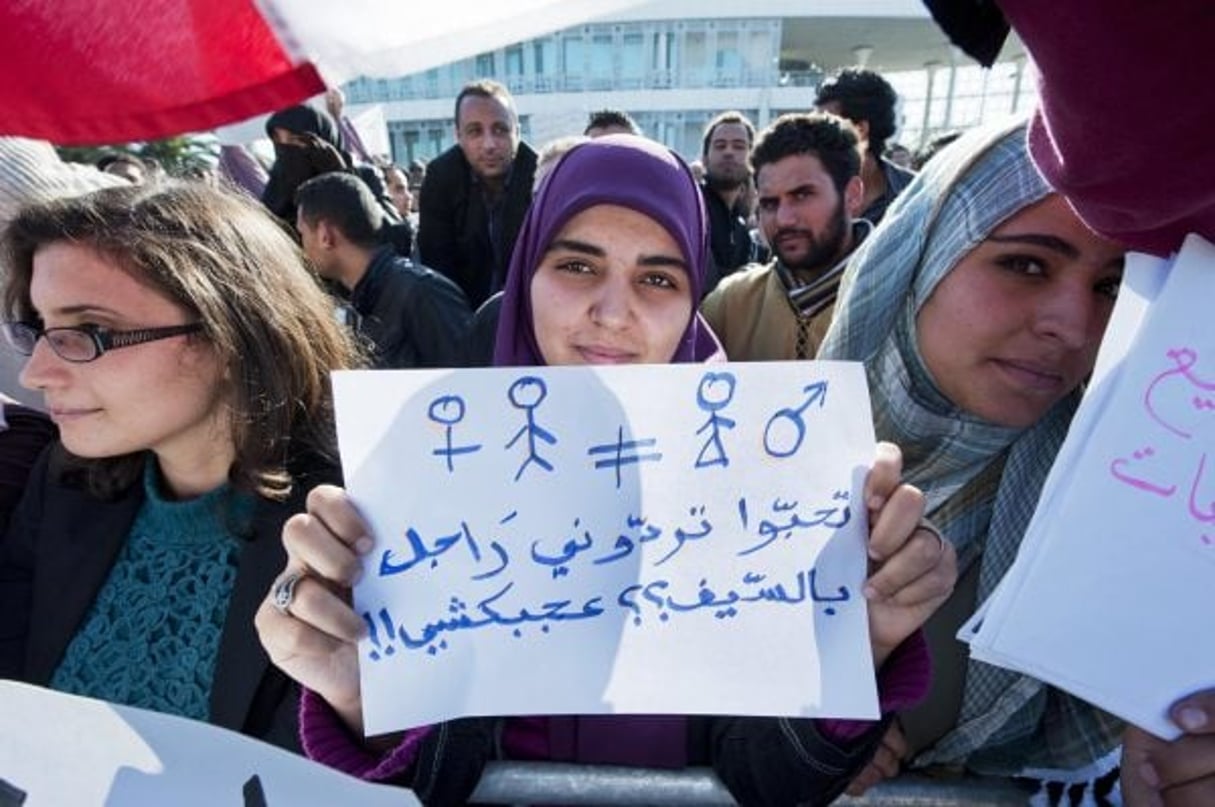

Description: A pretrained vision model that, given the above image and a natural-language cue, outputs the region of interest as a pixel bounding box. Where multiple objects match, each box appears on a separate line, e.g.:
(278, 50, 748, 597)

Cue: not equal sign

(587, 426, 663, 488)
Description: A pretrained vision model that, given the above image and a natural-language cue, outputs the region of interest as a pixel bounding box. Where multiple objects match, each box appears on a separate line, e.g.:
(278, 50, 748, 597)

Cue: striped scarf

(777, 219, 871, 360)
(819, 121, 1123, 775)
(778, 218, 873, 319)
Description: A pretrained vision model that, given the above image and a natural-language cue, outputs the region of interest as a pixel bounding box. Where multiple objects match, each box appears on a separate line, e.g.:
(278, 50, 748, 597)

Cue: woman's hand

(255, 484, 373, 736)
(1122, 689, 1215, 807)
(862, 442, 957, 668)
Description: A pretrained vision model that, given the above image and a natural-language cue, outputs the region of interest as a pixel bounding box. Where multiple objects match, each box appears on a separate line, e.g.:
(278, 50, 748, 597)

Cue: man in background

(815, 68, 914, 226)
(584, 109, 641, 138)
(700, 111, 759, 293)
(701, 113, 867, 361)
(418, 80, 536, 309)
(297, 173, 470, 369)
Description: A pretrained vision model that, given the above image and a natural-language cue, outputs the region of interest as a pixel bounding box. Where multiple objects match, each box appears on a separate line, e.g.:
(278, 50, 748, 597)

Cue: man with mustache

(418, 80, 537, 309)
(701, 112, 867, 361)
(699, 111, 760, 294)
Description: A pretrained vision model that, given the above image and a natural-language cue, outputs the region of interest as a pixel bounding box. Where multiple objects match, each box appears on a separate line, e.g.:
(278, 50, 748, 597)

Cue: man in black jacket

(296, 173, 471, 369)
(699, 111, 760, 295)
(417, 80, 537, 309)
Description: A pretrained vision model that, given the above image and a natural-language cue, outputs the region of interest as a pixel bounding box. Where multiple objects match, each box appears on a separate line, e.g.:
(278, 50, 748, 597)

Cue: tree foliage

(57, 134, 219, 175)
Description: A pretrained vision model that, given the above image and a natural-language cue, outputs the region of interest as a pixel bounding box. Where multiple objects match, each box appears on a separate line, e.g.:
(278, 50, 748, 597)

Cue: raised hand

(863, 442, 957, 667)
(255, 484, 373, 735)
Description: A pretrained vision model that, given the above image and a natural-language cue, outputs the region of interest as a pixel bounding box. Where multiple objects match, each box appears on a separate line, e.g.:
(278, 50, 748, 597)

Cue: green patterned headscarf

(820, 121, 1123, 775)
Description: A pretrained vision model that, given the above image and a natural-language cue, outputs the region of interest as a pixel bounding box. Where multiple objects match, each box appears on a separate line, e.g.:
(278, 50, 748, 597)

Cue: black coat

(417, 142, 537, 309)
(348, 247, 472, 369)
(0, 444, 341, 752)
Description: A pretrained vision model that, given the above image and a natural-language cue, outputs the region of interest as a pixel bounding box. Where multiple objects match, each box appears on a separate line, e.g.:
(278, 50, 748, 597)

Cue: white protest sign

(334, 361, 878, 736)
(966, 235, 1215, 739)
(0, 680, 414, 806)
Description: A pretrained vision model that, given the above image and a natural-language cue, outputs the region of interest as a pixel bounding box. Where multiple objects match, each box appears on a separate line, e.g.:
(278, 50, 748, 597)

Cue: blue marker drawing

(809, 568, 850, 616)
(587, 425, 663, 488)
(429, 395, 483, 472)
(694, 371, 737, 469)
(395, 581, 607, 653)
(653, 505, 714, 566)
(531, 517, 595, 579)
(505, 376, 557, 481)
(362, 607, 399, 661)
(763, 381, 829, 458)
(736, 492, 850, 556)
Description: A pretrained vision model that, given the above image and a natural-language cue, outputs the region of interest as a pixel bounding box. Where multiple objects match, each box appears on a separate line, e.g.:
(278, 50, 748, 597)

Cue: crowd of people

(0, 13, 1212, 804)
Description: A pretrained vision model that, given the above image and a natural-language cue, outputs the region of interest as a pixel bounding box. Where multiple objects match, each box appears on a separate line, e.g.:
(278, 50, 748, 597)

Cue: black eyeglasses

(0, 321, 204, 364)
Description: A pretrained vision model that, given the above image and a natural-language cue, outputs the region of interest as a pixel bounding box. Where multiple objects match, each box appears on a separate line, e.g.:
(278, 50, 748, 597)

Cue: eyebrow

(986, 233, 1125, 270)
(985, 233, 1081, 259)
(546, 238, 689, 270)
(758, 183, 818, 201)
(39, 303, 126, 320)
(547, 238, 605, 258)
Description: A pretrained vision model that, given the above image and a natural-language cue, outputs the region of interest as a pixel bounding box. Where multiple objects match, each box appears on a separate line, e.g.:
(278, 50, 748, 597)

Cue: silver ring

(272, 571, 305, 615)
(916, 518, 948, 558)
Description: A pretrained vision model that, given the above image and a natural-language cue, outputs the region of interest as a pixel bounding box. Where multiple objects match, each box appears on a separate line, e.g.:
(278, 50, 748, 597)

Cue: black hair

(453, 79, 516, 127)
(701, 111, 756, 157)
(295, 172, 383, 249)
(584, 109, 641, 136)
(814, 69, 900, 157)
(750, 113, 861, 197)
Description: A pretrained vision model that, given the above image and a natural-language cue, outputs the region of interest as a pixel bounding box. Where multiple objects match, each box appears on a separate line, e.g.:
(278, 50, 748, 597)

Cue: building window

(534, 39, 554, 74)
(621, 33, 644, 82)
(475, 52, 496, 78)
(563, 35, 584, 90)
(590, 33, 613, 84)
(683, 30, 708, 86)
(652, 30, 673, 70)
(427, 128, 445, 158)
(505, 45, 524, 76)
(563, 36, 584, 74)
(715, 31, 741, 84)
(684, 30, 707, 69)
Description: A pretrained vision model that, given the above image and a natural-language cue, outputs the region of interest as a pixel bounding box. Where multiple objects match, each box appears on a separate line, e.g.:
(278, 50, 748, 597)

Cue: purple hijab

(492, 134, 722, 367)
(492, 135, 714, 766)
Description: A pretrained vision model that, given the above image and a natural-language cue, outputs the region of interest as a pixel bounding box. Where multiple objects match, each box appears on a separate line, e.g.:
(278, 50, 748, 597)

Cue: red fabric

(1, 0, 323, 144)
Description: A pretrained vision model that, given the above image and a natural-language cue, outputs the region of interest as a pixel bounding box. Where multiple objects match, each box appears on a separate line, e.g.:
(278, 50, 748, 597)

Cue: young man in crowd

(417, 80, 536, 309)
(297, 172, 470, 369)
(701, 112, 868, 361)
(699, 111, 759, 293)
(815, 68, 914, 226)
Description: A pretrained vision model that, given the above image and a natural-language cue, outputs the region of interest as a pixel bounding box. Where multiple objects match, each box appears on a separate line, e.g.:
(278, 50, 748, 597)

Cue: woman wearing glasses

(0, 181, 360, 750)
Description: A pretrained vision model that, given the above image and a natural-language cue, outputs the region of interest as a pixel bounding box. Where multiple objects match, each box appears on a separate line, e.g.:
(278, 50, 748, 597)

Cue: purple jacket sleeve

(816, 629, 932, 742)
(299, 688, 433, 781)
(300, 629, 930, 777)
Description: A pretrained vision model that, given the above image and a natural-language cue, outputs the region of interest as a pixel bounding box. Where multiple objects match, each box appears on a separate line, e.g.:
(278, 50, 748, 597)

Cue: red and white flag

(1, 0, 642, 144)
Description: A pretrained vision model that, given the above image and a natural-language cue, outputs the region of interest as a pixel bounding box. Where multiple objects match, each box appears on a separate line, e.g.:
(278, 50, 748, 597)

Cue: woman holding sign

(256, 135, 956, 805)
(817, 124, 1134, 797)
(0, 181, 360, 749)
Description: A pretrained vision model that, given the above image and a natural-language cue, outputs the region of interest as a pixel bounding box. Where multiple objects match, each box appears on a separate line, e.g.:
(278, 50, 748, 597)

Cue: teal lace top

(50, 459, 255, 721)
